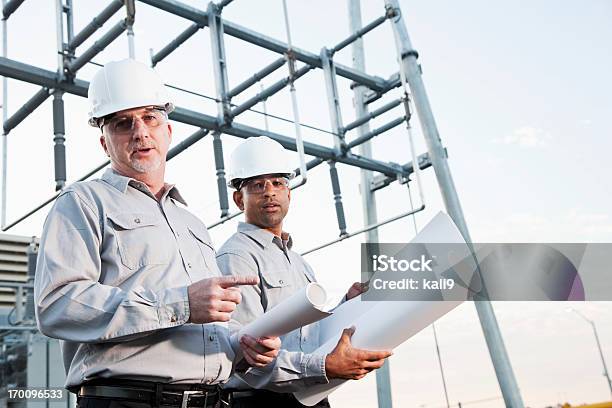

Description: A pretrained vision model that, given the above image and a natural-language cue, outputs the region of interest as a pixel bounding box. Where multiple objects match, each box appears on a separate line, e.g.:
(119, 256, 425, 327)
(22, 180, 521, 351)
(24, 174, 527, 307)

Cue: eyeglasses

(240, 177, 289, 194)
(101, 108, 167, 135)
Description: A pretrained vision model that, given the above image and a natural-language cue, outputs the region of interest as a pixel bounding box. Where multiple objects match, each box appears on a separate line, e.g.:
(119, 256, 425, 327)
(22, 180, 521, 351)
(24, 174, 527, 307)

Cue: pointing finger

(217, 275, 259, 288)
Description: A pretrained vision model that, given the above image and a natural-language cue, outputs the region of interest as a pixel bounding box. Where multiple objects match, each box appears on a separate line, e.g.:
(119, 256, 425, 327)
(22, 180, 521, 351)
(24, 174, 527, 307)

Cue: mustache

(130, 142, 157, 152)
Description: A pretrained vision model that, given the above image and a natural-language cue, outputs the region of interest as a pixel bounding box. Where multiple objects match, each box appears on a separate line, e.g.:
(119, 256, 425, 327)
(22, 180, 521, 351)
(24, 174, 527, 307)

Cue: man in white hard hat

(216, 136, 392, 407)
(34, 59, 281, 408)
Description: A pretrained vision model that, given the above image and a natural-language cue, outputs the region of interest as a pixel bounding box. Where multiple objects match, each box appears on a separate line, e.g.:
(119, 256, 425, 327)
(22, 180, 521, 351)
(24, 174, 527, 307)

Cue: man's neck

(113, 166, 166, 200)
(246, 221, 283, 237)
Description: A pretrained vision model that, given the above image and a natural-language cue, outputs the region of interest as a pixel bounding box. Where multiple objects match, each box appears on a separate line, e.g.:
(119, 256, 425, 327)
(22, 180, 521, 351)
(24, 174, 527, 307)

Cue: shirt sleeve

(216, 251, 329, 392)
(34, 190, 190, 343)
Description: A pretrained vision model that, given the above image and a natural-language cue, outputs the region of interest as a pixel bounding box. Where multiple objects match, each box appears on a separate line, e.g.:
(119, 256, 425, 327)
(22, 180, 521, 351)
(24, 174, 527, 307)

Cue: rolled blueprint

(235, 281, 332, 340)
(296, 212, 471, 406)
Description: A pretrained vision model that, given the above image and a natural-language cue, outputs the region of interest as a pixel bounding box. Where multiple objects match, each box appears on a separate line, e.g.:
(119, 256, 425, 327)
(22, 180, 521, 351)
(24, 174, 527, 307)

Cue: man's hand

(346, 281, 369, 301)
(187, 276, 258, 324)
(239, 335, 281, 368)
(325, 326, 392, 380)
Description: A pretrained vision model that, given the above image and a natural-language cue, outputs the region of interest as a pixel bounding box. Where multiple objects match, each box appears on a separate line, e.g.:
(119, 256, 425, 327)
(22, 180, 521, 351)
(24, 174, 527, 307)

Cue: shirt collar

(237, 222, 293, 250)
(101, 168, 188, 206)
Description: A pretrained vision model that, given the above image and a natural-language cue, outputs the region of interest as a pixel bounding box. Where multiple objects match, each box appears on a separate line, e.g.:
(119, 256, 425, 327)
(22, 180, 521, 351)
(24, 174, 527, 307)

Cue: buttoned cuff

(157, 286, 190, 326)
(302, 353, 329, 385)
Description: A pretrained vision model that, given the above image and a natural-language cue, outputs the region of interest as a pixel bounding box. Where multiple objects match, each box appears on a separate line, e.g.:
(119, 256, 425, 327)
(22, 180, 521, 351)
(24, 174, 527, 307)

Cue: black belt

(78, 380, 225, 408)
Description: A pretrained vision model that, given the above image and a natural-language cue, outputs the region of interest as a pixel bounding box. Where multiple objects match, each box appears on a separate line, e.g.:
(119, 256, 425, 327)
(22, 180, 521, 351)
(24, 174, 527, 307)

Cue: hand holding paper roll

(325, 326, 392, 380)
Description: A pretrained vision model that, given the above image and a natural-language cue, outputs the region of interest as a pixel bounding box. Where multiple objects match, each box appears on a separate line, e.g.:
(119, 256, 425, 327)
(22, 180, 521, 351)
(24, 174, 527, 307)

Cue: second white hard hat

(227, 136, 296, 189)
(87, 59, 174, 127)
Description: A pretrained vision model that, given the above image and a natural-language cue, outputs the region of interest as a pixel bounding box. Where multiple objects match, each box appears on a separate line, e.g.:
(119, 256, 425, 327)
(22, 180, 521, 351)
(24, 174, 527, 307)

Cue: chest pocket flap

(260, 268, 291, 288)
(107, 212, 170, 270)
(107, 212, 159, 230)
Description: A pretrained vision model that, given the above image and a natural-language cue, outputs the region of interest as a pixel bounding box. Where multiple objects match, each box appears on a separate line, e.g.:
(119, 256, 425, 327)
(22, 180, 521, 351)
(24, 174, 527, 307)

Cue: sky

(1, 0, 611, 407)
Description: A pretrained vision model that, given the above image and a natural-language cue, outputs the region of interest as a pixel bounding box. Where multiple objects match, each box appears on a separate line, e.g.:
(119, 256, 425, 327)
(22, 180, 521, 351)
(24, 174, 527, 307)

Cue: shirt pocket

(259, 268, 294, 310)
(107, 212, 172, 270)
(188, 224, 219, 275)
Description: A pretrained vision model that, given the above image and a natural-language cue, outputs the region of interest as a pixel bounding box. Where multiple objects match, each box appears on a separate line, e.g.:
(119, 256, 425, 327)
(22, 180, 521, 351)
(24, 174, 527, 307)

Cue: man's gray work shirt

(216, 222, 328, 392)
(35, 169, 234, 391)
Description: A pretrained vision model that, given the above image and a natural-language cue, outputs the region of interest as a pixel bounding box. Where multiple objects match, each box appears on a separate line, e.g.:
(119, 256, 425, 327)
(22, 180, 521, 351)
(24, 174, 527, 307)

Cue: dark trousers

(230, 390, 330, 408)
(77, 396, 224, 408)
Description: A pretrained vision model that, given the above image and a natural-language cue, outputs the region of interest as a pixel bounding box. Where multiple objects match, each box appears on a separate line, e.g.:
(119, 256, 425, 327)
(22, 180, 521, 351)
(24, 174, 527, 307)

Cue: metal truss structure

(0, 1, 525, 407)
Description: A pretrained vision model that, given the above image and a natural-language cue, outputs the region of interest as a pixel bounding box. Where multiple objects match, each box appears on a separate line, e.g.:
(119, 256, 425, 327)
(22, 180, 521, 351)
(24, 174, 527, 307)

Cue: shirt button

(187, 263, 192, 269)
(279, 279, 284, 285)
(209, 335, 215, 341)
(134, 218, 141, 224)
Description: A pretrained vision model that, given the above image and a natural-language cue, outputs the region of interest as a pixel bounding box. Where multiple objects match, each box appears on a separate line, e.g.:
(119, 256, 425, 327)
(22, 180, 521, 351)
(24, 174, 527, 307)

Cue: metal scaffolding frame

(0, 1, 525, 407)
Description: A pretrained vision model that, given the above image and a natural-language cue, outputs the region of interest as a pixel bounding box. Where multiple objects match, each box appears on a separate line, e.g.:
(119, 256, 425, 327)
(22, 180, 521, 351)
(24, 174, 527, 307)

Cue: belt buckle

(180, 390, 207, 408)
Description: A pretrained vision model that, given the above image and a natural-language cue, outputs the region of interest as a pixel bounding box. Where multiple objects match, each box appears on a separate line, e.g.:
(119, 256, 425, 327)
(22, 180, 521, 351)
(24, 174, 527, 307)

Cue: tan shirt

(216, 222, 328, 392)
(35, 169, 234, 391)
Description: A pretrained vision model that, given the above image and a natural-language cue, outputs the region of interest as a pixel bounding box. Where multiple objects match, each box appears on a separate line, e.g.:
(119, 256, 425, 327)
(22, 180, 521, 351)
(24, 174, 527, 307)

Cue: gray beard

(130, 156, 162, 173)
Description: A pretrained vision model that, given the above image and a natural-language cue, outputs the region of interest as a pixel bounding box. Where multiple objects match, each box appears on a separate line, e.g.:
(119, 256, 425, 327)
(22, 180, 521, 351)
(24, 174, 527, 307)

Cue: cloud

(496, 126, 552, 148)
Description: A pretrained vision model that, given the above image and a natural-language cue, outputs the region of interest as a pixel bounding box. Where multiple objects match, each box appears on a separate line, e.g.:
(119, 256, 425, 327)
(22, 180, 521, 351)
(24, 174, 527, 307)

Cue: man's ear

(100, 134, 110, 157)
(166, 122, 173, 143)
(233, 190, 245, 211)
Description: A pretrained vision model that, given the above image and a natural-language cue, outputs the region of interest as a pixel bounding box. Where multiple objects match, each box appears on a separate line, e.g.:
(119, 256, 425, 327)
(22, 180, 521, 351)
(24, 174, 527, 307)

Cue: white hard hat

(87, 59, 174, 127)
(227, 136, 296, 189)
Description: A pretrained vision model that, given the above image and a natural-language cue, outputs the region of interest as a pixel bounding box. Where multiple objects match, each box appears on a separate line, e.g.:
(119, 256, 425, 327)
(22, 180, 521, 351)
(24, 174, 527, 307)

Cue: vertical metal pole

(260, 83, 270, 132)
(208, 3, 231, 218)
(432, 323, 451, 408)
(25, 237, 37, 322)
(212, 132, 229, 217)
(384, 1, 524, 407)
(320, 47, 347, 153)
(125, 0, 136, 58)
(52, 91, 66, 191)
(328, 161, 347, 236)
(208, 2, 231, 127)
(591, 322, 612, 397)
(54, 0, 67, 191)
(1, 0, 8, 228)
(348, 2, 391, 407)
(65, 0, 74, 43)
(281, 0, 307, 186)
(321, 47, 348, 236)
(55, 0, 65, 76)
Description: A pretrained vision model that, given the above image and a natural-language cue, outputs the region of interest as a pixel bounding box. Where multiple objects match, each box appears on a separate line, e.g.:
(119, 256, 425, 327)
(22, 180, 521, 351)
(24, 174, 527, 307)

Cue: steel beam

(347, 115, 405, 149)
(3, 87, 50, 134)
(365, 72, 401, 105)
(170, 106, 404, 177)
(0, 56, 89, 96)
(151, 23, 200, 66)
(332, 14, 387, 54)
(66, 0, 123, 52)
(230, 65, 312, 118)
(66, 19, 127, 74)
(217, 0, 234, 9)
(2, 0, 25, 19)
(370, 152, 432, 192)
(137, 0, 387, 91)
(344, 97, 402, 133)
(227, 57, 285, 99)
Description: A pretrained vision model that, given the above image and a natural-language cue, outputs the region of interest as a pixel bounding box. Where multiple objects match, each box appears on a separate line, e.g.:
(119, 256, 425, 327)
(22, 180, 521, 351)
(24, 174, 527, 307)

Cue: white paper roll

(236, 282, 331, 340)
(295, 212, 470, 406)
